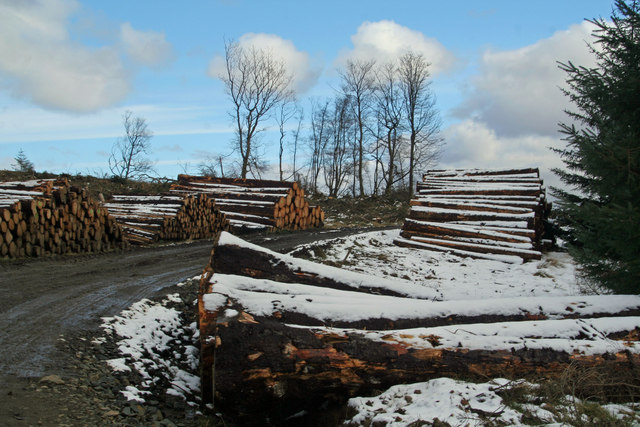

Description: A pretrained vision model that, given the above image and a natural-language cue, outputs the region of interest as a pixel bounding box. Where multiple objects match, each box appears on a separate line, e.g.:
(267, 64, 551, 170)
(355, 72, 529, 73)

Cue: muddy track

(0, 227, 387, 382)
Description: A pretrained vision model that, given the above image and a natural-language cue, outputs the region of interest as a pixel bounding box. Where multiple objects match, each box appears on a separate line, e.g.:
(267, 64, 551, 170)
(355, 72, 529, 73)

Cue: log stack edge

(0, 179, 126, 258)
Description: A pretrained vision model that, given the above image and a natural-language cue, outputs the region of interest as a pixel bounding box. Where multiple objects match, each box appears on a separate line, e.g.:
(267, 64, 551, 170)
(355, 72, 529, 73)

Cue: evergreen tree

(553, 0, 640, 293)
(12, 149, 35, 173)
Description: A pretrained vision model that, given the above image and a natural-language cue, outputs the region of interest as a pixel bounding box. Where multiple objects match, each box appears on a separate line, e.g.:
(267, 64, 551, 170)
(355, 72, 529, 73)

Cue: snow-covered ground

(95, 281, 202, 408)
(290, 229, 579, 301)
(96, 228, 639, 425)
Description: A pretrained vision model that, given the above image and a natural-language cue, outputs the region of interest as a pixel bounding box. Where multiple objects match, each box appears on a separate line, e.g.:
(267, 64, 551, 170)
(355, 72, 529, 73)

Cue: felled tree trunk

(198, 232, 640, 426)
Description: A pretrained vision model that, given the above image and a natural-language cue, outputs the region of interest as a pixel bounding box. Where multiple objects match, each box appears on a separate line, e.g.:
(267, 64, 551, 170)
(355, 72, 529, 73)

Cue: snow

(217, 232, 441, 300)
(290, 229, 578, 300)
(344, 378, 523, 426)
(105, 358, 131, 372)
(227, 219, 271, 229)
(99, 285, 201, 405)
(204, 273, 640, 325)
(120, 385, 149, 403)
(286, 229, 640, 425)
(348, 316, 640, 355)
(344, 376, 639, 426)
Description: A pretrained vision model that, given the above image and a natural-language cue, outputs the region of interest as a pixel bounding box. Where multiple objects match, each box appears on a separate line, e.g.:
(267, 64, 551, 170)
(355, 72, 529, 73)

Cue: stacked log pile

(0, 179, 126, 258)
(198, 232, 640, 425)
(103, 194, 229, 245)
(395, 168, 551, 262)
(170, 175, 324, 232)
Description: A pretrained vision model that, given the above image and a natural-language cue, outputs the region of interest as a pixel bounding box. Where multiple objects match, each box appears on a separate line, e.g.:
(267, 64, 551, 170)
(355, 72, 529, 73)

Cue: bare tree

(198, 152, 232, 178)
(219, 40, 294, 178)
(323, 96, 353, 197)
(290, 107, 304, 181)
(276, 99, 299, 181)
(307, 100, 330, 194)
(109, 110, 154, 180)
(339, 59, 376, 196)
(398, 52, 442, 195)
(374, 62, 405, 194)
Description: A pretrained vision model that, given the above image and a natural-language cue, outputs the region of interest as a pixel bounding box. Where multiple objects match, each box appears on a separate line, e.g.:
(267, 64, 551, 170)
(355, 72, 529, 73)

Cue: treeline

(305, 54, 441, 197)
(212, 44, 443, 197)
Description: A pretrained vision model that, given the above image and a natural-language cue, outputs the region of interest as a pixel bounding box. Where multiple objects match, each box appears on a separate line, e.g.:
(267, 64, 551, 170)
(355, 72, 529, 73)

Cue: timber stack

(170, 174, 324, 233)
(103, 193, 229, 245)
(0, 179, 126, 258)
(198, 232, 640, 425)
(394, 168, 551, 262)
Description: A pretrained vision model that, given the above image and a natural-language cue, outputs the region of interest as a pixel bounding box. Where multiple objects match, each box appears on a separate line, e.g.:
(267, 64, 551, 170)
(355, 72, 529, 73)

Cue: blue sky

(0, 0, 614, 188)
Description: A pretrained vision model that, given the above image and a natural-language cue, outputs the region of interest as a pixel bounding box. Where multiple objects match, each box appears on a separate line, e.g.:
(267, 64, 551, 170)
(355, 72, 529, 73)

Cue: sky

(0, 0, 616, 190)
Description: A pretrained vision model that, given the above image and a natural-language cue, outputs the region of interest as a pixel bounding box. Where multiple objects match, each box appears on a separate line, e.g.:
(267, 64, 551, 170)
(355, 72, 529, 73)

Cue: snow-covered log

(170, 175, 324, 233)
(396, 168, 552, 262)
(198, 232, 640, 425)
(0, 178, 126, 258)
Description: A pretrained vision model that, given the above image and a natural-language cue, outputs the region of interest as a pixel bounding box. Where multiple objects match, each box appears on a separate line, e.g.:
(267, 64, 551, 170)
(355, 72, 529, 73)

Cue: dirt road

(0, 228, 377, 380)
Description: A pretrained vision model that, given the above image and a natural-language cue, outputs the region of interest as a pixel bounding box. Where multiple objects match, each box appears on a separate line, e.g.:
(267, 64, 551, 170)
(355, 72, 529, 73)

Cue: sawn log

(198, 232, 640, 426)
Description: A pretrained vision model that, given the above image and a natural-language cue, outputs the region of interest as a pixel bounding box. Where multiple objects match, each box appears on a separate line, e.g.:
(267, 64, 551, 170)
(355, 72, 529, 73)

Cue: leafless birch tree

(398, 52, 442, 195)
(219, 40, 294, 178)
(340, 59, 376, 196)
(307, 100, 330, 194)
(324, 96, 353, 197)
(276, 99, 300, 181)
(374, 62, 405, 194)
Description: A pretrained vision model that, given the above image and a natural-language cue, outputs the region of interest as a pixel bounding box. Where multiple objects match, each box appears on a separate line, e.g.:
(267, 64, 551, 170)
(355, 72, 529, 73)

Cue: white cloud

(120, 22, 174, 68)
(0, 1, 174, 113)
(0, 0, 131, 112)
(208, 33, 320, 94)
(336, 20, 456, 75)
(455, 21, 598, 137)
(439, 119, 565, 191)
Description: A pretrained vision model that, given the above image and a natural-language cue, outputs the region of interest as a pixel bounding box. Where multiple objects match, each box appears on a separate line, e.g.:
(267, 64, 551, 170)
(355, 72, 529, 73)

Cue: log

(424, 168, 542, 177)
(401, 218, 536, 242)
(408, 206, 535, 227)
(178, 174, 299, 190)
(409, 199, 533, 215)
(199, 233, 640, 425)
(396, 235, 542, 261)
